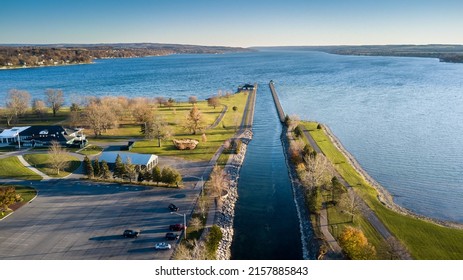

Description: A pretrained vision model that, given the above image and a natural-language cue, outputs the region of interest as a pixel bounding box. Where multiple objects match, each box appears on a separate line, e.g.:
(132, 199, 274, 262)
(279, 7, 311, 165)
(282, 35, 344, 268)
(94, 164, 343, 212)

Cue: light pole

(171, 212, 187, 239)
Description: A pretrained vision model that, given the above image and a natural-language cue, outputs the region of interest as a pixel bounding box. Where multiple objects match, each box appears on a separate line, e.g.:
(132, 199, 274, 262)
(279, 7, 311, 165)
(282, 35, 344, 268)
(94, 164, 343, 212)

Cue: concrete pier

(269, 81, 285, 123)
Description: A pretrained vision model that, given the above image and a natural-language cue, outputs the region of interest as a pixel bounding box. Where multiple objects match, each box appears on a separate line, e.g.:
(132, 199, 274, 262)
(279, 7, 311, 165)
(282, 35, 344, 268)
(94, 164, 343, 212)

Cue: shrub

(206, 225, 223, 258)
(306, 187, 322, 214)
(294, 126, 303, 138)
(338, 226, 377, 260)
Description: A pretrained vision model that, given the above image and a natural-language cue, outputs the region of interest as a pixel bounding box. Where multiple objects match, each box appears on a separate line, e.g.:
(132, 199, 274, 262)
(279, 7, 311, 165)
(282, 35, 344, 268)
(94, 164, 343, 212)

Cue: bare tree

(101, 96, 127, 121)
(141, 114, 172, 147)
(5, 89, 31, 124)
(83, 102, 105, 137)
(131, 100, 154, 124)
(83, 102, 117, 137)
(188, 96, 198, 105)
(155, 96, 167, 107)
(45, 89, 64, 117)
(207, 96, 220, 109)
(386, 236, 410, 260)
(339, 191, 362, 223)
(189, 239, 207, 260)
(48, 141, 69, 175)
(32, 98, 47, 117)
(208, 165, 229, 199)
(301, 153, 332, 188)
(172, 242, 192, 260)
(188, 217, 202, 229)
(183, 105, 206, 135)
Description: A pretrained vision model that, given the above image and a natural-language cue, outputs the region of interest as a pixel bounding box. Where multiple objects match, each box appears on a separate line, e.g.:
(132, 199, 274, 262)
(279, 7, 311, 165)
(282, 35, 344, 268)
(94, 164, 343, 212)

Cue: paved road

(0, 179, 199, 260)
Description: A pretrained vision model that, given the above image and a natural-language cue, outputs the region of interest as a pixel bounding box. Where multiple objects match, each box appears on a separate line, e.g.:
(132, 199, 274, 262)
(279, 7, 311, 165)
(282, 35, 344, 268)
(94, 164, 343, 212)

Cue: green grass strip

(301, 121, 463, 259)
(0, 157, 42, 180)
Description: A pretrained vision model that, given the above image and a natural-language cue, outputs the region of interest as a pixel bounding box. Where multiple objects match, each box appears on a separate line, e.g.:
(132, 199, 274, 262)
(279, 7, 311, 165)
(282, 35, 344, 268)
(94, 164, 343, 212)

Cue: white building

(98, 151, 159, 171)
(0, 126, 30, 144)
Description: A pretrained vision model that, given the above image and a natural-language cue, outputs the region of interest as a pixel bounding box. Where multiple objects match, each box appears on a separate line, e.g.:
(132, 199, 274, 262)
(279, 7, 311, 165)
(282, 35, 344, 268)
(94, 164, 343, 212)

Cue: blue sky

(1, 0, 462, 47)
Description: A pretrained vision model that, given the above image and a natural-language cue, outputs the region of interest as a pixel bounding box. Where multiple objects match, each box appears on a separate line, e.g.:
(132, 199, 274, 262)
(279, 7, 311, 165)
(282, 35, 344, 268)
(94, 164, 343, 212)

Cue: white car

(154, 242, 171, 250)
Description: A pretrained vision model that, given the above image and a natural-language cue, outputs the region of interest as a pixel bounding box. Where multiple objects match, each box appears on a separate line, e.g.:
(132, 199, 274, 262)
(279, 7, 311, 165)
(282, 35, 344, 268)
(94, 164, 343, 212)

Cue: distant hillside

(256, 45, 463, 63)
(0, 43, 251, 68)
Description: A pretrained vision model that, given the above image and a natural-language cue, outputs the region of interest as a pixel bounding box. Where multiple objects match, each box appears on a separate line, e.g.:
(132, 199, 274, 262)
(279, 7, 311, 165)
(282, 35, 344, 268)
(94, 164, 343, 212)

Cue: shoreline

(321, 124, 463, 230)
(281, 126, 319, 260)
(0, 62, 94, 70)
(216, 130, 252, 260)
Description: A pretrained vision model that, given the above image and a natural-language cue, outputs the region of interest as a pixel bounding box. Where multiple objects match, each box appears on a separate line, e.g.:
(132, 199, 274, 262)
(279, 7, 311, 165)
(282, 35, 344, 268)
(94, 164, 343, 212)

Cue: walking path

(200, 85, 257, 259)
(208, 104, 228, 129)
(16, 155, 52, 180)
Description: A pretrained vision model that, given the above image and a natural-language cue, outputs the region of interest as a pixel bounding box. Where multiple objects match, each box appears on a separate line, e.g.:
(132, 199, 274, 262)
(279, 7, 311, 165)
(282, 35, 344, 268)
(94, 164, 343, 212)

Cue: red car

(169, 224, 185, 231)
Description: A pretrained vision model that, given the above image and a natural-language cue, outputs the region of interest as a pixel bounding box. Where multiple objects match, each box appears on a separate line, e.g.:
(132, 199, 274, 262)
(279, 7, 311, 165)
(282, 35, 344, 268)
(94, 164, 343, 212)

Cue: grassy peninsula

(300, 121, 463, 259)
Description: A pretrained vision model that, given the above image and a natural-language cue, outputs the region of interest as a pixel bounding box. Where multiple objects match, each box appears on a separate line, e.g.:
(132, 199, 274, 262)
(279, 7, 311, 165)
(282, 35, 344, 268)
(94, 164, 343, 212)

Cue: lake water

(1, 50, 463, 224)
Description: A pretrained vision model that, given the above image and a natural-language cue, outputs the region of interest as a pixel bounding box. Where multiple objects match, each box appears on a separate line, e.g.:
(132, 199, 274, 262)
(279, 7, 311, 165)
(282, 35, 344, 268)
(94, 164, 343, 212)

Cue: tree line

(0, 44, 250, 68)
(83, 154, 182, 187)
(1, 87, 231, 150)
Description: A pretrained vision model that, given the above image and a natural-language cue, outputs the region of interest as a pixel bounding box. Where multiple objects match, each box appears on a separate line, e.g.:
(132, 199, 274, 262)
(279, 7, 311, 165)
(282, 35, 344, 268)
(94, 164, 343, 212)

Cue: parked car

(169, 224, 185, 231)
(122, 229, 140, 238)
(168, 203, 179, 212)
(154, 242, 171, 250)
(165, 232, 180, 240)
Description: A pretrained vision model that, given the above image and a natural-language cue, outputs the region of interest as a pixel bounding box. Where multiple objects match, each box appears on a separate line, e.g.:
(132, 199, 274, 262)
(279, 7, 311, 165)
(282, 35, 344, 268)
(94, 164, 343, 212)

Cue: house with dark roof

(237, 83, 255, 92)
(0, 125, 86, 148)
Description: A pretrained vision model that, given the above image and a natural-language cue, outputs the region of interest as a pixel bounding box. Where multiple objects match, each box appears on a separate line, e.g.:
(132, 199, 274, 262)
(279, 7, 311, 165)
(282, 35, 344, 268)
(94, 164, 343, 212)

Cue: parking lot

(0, 179, 200, 260)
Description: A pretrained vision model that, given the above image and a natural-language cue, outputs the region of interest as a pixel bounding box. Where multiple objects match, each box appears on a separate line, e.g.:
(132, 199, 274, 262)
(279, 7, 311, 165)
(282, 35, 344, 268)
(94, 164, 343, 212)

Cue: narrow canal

(231, 85, 304, 260)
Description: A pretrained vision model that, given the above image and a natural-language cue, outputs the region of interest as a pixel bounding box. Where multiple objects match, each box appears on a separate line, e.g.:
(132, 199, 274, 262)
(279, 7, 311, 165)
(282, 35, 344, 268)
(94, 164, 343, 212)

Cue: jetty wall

(269, 81, 286, 123)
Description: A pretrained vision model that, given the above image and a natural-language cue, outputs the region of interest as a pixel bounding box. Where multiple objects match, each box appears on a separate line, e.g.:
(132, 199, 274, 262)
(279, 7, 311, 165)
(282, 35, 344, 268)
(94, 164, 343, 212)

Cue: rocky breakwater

(216, 129, 253, 260)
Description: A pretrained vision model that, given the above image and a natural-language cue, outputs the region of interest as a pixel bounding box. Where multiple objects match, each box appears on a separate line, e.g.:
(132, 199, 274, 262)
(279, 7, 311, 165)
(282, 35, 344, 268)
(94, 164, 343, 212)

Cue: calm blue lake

(1, 50, 463, 224)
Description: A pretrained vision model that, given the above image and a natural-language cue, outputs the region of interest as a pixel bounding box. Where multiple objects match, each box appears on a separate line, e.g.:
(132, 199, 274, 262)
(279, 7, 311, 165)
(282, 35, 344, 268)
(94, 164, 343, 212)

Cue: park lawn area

(131, 92, 248, 161)
(78, 145, 104, 156)
(14, 185, 37, 202)
(12, 109, 70, 126)
(23, 153, 81, 177)
(301, 121, 463, 259)
(0, 157, 42, 180)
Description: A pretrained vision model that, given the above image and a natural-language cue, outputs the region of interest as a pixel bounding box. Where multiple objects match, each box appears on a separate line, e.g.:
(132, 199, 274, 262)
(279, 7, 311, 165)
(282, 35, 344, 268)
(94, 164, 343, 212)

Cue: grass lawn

(14, 185, 37, 202)
(0, 157, 42, 180)
(22, 153, 81, 177)
(78, 145, 104, 155)
(301, 121, 463, 259)
(131, 93, 248, 161)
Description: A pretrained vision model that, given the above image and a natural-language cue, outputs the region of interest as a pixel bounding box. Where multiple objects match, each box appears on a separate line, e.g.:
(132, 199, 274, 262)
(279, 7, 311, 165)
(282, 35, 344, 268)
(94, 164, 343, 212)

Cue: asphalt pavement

(0, 179, 198, 260)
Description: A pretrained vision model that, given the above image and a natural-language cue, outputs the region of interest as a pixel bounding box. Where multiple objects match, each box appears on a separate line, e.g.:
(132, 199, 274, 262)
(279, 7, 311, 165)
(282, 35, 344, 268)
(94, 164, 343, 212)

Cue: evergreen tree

(93, 157, 101, 177)
(161, 166, 182, 187)
(152, 165, 162, 186)
(83, 156, 94, 178)
(100, 160, 110, 179)
(137, 170, 145, 182)
(114, 154, 125, 178)
(124, 157, 137, 183)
